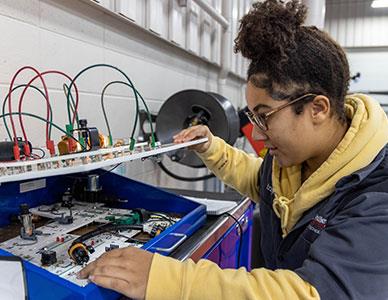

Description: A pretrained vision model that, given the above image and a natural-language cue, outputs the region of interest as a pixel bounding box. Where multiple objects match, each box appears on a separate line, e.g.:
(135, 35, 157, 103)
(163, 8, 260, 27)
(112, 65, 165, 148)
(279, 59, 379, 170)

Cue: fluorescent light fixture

(371, 0, 388, 8)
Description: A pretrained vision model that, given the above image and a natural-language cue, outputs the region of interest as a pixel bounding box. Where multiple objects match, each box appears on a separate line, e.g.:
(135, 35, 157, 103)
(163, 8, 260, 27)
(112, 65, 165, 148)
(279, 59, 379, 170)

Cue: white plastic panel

(146, 0, 169, 38)
(186, 1, 200, 55)
(169, 0, 186, 46)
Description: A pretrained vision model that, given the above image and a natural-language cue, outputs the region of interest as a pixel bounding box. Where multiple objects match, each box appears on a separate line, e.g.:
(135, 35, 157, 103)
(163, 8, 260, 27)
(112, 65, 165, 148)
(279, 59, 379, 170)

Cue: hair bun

(234, 0, 307, 64)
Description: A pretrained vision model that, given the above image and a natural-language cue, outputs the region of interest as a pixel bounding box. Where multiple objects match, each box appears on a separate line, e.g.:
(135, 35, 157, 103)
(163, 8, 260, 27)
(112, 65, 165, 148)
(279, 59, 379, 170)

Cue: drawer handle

(150, 233, 187, 254)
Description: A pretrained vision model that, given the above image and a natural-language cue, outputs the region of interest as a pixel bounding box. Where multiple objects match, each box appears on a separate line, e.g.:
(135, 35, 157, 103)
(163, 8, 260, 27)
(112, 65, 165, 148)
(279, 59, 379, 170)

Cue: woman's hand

(77, 247, 154, 300)
(173, 125, 213, 153)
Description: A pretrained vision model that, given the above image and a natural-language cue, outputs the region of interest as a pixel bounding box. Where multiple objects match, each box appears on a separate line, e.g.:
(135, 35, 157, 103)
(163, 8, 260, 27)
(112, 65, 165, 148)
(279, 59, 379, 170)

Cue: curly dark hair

(234, 0, 349, 123)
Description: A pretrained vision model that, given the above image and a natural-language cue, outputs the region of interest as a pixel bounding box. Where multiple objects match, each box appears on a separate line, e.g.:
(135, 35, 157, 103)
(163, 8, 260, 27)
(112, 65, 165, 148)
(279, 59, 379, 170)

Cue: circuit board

(0, 201, 178, 286)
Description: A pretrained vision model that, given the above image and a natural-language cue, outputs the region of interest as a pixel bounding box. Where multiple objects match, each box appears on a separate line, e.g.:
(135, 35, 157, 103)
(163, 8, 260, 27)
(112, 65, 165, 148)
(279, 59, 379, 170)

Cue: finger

(89, 274, 131, 297)
(90, 265, 131, 281)
(182, 129, 206, 142)
(78, 260, 98, 279)
(78, 251, 125, 279)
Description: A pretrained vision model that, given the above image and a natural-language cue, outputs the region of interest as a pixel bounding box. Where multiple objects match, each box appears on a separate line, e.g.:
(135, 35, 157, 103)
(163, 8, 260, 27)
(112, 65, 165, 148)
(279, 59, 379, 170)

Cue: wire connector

(129, 138, 136, 151)
(46, 140, 55, 156)
(149, 135, 156, 149)
(23, 142, 31, 158)
(66, 124, 73, 135)
(13, 143, 20, 161)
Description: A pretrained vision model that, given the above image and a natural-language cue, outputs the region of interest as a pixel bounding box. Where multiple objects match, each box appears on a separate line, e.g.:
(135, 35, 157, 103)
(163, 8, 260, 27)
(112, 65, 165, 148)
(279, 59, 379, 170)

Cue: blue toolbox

(0, 171, 206, 300)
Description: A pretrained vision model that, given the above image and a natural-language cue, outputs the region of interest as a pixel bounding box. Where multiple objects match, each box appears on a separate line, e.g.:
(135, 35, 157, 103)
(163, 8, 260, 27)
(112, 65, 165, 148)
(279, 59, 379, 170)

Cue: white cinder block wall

(0, 0, 250, 191)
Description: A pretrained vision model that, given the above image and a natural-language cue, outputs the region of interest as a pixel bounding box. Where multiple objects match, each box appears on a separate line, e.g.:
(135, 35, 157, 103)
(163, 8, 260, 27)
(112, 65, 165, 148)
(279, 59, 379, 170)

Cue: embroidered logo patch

(307, 215, 327, 235)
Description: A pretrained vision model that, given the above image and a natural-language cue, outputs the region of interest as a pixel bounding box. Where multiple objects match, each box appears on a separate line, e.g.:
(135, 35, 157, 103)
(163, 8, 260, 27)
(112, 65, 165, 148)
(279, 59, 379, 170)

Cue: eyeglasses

(245, 93, 317, 131)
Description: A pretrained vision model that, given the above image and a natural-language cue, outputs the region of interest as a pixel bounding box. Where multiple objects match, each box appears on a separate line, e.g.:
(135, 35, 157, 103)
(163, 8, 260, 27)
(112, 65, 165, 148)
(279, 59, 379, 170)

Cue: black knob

(79, 119, 88, 128)
(41, 250, 57, 266)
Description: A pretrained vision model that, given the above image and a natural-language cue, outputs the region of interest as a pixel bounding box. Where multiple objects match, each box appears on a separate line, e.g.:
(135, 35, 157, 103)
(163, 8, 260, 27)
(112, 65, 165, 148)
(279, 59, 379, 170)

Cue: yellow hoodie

(145, 94, 388, 300)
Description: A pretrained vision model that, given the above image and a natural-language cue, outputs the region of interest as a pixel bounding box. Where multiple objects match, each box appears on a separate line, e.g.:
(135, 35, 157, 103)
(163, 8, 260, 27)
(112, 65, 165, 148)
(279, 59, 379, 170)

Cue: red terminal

(68, 138, 77, 152)
(56, 236, 60, 242)
(13, 143, 20, 161)
(60, 237, 64, 243)
(23, 142, 31, 158)
(46, 140, 55, 156)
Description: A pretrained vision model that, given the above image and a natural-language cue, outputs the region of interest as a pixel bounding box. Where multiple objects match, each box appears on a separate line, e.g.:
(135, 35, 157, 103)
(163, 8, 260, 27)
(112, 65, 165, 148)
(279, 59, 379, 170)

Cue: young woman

(79, 1, 388, 299)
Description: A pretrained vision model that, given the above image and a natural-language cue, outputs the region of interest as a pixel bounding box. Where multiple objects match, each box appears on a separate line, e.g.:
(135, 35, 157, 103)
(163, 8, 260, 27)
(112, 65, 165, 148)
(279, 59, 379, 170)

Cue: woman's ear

(309, 95, 331, 124)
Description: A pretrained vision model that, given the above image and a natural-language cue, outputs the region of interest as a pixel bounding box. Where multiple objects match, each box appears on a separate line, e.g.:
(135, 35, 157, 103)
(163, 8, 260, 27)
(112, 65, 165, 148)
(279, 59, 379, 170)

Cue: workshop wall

(0, 0, 249, 191)
(325, 0, 388, 113)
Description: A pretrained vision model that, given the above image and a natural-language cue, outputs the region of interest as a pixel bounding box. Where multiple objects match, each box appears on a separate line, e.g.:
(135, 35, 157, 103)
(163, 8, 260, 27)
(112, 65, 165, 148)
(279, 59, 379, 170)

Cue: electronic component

(57, 136, 77, 155)
(19, 204, 37, 240)
(86, 174, 101, 192)
(105, 244, 119, 252)
(68, 243, 89, 265)
(55, 189, 74, 224)
(61, 188, 74, 208)
(41, 250, 57, 266)
(84, 174, 102, 202)
(73, 119, 100, 151)
(55, 213, 73, 225)
(104, 209, 145, 225)
(0, 140, 32, 161)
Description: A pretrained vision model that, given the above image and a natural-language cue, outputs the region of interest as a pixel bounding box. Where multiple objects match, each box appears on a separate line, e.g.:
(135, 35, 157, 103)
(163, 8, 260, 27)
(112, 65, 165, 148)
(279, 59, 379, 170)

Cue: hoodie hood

(272, 94, 388, 237)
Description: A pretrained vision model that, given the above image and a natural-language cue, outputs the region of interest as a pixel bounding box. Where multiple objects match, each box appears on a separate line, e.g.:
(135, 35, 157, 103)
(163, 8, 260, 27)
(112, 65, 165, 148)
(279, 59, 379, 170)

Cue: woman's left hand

(77, 247, 154, 300)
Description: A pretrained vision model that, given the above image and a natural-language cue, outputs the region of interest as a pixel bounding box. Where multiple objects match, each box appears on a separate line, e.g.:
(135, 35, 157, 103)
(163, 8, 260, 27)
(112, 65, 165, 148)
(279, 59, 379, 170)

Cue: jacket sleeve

(196, 137, 262, 203)
(145, 254, 320, 300)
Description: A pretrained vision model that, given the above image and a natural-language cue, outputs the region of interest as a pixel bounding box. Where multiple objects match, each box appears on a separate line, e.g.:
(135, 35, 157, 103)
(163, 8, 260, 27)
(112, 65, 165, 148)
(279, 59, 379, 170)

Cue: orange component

(99, 133, 108, 148)
(57, 136, 78, 155)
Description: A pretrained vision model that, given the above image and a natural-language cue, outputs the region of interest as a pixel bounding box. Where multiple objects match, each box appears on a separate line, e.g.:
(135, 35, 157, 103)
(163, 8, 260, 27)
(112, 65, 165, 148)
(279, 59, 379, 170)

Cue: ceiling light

(371, 0, 388, 8)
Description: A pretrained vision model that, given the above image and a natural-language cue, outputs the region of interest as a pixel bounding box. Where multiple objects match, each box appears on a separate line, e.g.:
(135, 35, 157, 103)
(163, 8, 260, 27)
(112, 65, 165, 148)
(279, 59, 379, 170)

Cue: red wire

(17, 70, 79, 143)
(8, 66, 50, 143)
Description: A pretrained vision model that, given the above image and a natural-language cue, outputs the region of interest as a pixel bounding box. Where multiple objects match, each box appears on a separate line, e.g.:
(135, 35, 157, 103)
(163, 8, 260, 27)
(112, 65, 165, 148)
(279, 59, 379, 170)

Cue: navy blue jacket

(259, 144, 388, 299)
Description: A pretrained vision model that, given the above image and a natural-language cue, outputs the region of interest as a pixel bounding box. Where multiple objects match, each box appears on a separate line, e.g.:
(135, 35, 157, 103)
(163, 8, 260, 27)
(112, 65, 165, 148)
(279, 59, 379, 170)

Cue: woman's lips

(268, 147, 277, 155)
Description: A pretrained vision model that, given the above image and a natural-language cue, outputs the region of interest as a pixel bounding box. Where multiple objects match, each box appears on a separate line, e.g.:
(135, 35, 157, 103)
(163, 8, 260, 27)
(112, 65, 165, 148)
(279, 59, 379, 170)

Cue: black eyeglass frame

(245, 93, 317, 131)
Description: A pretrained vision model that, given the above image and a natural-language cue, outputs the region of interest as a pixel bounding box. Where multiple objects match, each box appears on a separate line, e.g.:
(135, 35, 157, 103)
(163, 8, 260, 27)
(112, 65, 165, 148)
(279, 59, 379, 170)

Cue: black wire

(222, 212, 243, 268)
(72, 223, 143, 246)
(31, 147, 45, 158)
(149, 212, 175, 224)
(157, 161, 215, 182)
(98, 163, 123, 176)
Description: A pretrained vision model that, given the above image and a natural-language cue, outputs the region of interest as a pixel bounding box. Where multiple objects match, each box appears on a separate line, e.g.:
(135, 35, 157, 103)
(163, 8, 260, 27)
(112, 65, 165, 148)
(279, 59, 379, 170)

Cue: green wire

(0, 112, 85, 151)
(2, 84, 54, 140)
(63, 83, 80, 126)
(101, 81, 140, 146)
(65, 64, 155, 149)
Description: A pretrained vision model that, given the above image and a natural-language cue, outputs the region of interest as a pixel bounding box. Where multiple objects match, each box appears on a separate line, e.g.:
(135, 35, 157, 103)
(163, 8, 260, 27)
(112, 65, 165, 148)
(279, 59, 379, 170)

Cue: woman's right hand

(173, 125, 213, 153)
